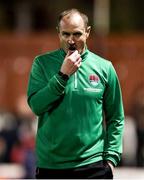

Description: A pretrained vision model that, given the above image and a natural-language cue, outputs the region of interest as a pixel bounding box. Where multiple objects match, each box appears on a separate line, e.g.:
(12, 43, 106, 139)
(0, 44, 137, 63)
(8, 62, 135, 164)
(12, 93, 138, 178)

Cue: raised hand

(60, 50, 82, 76)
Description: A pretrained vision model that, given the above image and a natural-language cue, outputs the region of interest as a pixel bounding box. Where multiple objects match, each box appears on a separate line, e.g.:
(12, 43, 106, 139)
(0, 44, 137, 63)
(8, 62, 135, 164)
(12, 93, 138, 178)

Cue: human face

(58, 13, 91, 54)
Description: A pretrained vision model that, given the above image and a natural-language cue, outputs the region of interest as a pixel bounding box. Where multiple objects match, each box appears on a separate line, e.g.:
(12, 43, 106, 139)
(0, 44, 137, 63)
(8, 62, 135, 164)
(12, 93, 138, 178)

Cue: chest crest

(88, 74, 100, 87)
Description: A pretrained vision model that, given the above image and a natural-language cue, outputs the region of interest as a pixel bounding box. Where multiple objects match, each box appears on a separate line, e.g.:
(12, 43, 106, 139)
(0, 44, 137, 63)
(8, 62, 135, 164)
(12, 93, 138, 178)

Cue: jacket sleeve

(27, 57, 67, 116)
(103, 62, 124, 166)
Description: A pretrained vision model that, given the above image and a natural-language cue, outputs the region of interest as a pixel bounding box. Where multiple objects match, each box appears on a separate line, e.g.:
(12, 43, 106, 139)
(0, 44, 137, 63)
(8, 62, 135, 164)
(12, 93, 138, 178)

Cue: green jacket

(27, 48, 124, 169)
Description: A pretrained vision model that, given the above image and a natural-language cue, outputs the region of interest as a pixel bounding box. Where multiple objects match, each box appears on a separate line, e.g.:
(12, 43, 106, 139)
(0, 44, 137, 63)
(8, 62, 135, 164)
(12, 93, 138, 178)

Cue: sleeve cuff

(48, 74, 68, 95)
(104, 152, 121, 166)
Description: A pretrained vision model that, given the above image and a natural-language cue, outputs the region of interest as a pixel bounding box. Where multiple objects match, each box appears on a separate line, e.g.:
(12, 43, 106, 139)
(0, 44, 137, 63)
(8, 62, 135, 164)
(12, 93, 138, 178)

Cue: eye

(73, 32, 82, 37)
(62, 32, 70, 37)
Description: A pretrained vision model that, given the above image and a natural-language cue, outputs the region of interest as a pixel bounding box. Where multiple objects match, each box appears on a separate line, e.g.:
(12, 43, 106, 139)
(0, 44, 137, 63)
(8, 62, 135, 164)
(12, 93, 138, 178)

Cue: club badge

(89, 74, 100, 87)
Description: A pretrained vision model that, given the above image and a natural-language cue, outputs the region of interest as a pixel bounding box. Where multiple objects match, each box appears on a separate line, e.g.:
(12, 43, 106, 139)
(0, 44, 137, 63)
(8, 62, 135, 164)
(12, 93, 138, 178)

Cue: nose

(67, 35, 75, 44)
(68, 40, 75, 47)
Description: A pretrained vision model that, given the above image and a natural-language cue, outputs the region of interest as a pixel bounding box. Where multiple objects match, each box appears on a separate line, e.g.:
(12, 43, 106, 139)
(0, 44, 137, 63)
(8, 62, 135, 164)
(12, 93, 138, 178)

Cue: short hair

(57, 8, 89, 30)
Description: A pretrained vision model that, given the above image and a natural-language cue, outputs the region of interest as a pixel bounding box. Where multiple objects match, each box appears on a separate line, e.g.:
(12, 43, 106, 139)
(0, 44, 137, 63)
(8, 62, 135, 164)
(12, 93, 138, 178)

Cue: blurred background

(0, 0, 144, 178)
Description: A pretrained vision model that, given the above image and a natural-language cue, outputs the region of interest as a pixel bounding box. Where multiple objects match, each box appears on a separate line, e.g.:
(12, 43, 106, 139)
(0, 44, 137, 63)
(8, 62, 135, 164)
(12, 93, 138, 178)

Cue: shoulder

(35, 49, 60, 62)
(89, 51, 111, 65)
(31, 49, 62, 73)
(88, 50, 113, 72)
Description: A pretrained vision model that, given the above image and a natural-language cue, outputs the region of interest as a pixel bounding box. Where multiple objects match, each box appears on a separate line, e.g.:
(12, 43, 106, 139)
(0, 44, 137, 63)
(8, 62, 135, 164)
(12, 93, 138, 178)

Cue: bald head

(57, 9, 89, 31)
(60, 13, 86, 31)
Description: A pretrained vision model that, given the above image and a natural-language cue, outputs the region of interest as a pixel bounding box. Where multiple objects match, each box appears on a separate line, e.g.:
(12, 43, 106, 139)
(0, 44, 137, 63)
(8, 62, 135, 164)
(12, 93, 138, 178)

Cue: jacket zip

(74, 72, 78, 89)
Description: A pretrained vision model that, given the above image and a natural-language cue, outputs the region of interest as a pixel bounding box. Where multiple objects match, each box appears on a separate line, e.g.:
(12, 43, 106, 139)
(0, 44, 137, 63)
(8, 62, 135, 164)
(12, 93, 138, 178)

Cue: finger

(65, 50, 76, 58)
(68, 50, 76, 55)
(77, 61, 81, 67)
(71, 62, 81, 73)
(75, 57, 82, 63)
(71, 52, 81, 62)
(74, 57, 82, 67)
(69, 50, 78, 58)
(65, 51, 73, 57)
(66, 50, 78, 57)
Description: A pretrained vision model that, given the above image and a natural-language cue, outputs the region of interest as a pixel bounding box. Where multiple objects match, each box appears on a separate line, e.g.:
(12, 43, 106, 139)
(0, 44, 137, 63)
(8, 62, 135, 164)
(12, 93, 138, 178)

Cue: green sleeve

(27, 57, 67, 116)
(103, 62, 124, 166)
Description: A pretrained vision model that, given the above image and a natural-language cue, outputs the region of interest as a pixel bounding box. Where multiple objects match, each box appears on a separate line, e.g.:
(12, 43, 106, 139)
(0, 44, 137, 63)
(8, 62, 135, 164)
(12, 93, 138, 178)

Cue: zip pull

(74, 72, 78, 89)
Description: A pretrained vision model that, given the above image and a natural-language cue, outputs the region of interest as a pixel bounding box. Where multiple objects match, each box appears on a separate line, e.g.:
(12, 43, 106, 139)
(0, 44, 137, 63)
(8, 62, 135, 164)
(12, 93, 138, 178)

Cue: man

(27, 9, 124, 179)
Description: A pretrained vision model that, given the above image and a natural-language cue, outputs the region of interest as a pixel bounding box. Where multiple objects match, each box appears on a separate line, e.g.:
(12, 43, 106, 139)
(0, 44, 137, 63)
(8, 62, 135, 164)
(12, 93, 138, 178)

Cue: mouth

(68, 45, 76, 51)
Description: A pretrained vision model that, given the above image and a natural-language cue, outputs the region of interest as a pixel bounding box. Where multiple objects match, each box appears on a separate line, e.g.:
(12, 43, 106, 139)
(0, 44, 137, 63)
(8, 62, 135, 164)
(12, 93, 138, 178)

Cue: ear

(56, 26, 61, 39)
(86, 26, 91, 38)
(56, 26, 60, 33)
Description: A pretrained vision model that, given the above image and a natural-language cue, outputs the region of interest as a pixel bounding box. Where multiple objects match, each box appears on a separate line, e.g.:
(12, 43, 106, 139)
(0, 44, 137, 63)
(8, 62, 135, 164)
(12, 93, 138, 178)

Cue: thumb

(66, 50, 73, 57)
(66, 50, 78, 57)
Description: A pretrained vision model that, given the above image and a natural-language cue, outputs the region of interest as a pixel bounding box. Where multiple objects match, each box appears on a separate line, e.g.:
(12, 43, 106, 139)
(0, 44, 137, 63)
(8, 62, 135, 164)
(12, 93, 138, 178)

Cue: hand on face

(60, 50, 82, 76)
